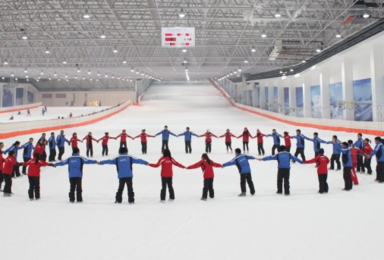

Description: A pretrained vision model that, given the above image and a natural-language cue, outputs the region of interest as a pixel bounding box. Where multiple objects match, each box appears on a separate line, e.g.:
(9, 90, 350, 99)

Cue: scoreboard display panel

(161, 27, 195, 47)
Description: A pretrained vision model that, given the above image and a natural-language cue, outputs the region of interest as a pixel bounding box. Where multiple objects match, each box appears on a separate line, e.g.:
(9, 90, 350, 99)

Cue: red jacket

(364, 143, 373, 155)
(23, 159, 51, 177)
(304, 154, 329, 174)
(135, 133, 154, 143)
(70, 137, 81, 148)
(116, 133, 132, 142)
(255, 133, 266, 144)
(187, 159, 222, 179)
(283, 135, 292, 147)
(98, 136, 115, 145)
(220, 132, 236, 142)
(0, 151, 4, 171)
(82, 135, 98, 145)
(238, 132, 253, 142)
(199, 133, 217, 143)
(34, 143, 45, 155)
(3, 155, 17, 175)
(351, 148, 365, 164)
(149, 157, 185, 177)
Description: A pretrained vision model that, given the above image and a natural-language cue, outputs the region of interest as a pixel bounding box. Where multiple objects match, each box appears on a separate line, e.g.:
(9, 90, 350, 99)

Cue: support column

(320, 68, 330, 119)
(289, 78, 296, 116)
(269, 85, 274, 111)
(23, 86, 28, 105)
(252, 83, 258, 107)
(242, 75, 247, 105)
(341, 58, 354, 121)
(370, 45, 384, 122)
(303, 76, 312, 118)
(260, 82, 266, 110)
(278, 84, 284, 114)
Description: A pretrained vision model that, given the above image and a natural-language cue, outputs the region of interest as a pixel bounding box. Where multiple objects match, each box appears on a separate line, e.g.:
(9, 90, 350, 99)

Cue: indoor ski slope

(1, 82, 384, 260)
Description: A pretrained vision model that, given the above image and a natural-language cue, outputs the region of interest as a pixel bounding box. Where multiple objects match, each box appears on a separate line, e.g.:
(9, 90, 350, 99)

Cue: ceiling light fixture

(251, 47, 256, 53)
(363, 11, 370, 19)
(179, 8, 186, 18)
(182, 49, 187, 53)
(316, 49, 321, 53)
(3, 60, 8, 65)
(100, 31, 106, 39)
(45, 48, 50, 54)
(131, 67, 135, 72)
(83, 9, 90, 19)
(123, 60, 127, 64)
(244, 59, 249, 64)
(63, 60, 67, 64)
(261, 32, 267, 38)
(113, 47, 118, 53)
(275, 9, 281, 18)
(88, 70, 91, 75)
(336, 33, 341, 38)
(24, 68, 28, 73)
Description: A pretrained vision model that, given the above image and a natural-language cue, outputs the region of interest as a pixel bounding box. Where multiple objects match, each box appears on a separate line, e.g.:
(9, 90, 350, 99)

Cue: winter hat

(319, 148, 324, 154)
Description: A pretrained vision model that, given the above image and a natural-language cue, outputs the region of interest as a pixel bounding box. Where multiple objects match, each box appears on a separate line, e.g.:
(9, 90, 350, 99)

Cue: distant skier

(341, 142, 353, 191)
(186, 153, 222, 201)
(199, 130, 218, 153)
(237, 127, 253, 154)
(253, 129, 266, 156)
(222, 148, 256, 196)
(363, 138, 373, 175)
(133, 129, 154, 155)
(219, 129, 236, 153)
(292, 129, 306, 161)
(82, 132, 98, 158)
(368, 137, 384, 182)
(177, 127, 198, 154)
(27, 109, 31, 117)
(303, 149, 330, 194)
(70, 133, 82, 154)
(115, 129, 134, 149)
(155, 125, 177, 153)
(42, 107, 45, 116)
(305, 132, 326, 157)
(354, 133, 365, 173)
(56, 130, 70, 160)
(21, 138, 35, 175)
(266, 129, 281, 155)
(325, 135, 342, 171)
(98, 132, 116, 156)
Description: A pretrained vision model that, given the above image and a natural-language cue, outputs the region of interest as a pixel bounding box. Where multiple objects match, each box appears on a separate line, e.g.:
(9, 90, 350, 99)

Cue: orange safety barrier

(0, 104, 41, 114)
(0, 102, 130, 139)
(209, 79, 383, 136)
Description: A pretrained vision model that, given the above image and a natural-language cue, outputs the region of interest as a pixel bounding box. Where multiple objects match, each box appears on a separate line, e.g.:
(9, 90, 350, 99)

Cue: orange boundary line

(0, 102, 130, 139)
(0, 104, 41, 114)
(209, 79, 382, 136)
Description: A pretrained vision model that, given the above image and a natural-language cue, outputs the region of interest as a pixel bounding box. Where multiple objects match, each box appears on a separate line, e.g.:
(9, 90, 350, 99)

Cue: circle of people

(1, 125, 383, 204)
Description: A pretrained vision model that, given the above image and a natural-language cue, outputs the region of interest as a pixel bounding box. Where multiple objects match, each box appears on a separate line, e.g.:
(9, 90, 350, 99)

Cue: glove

(50, 163, 56, 167)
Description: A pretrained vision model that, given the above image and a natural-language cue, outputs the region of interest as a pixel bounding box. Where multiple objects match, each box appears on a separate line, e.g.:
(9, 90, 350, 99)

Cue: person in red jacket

(186, 153, 222, 201)
(253, 129, 266, 156)
(303, 149, 330, 193)
(134, 129, 154, 155)
(363, 138, 373, 175)
(348, 140, 366, 185)
(2, 151, 21, 196)
(70, 133, 82, 154)
(199, 130, 218, 153)
(98, 132, 116, 156)
(149, 149, 185, 201)
(23, 153, 55, 200)
(237, 127, 253, 154)
(219, 129, 236, 153)
(34, 139, 45, 156)
(279, 132, 292, 152)
(0, 142, 4, 191)
(82, 132, 99, 158)
(115, 129, 133, 149)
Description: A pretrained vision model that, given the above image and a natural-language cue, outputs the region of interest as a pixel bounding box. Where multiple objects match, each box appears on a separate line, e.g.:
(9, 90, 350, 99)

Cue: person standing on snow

(48, 132, 57, 162)
(305, 132, 326, 157)
(177, 127, 199, 154)
(279, 132, 292, 152)
(347, 140, 366, 185)
(253, 129, 266, 156)
(56, 130, 70, 160)
(303, 148, 330, 194)
(363, 138, 373, 175)
(69, 133, 82, 154)
(4, 141, 23, 178)
(354, 133, 365, 173)
(21, 138, 35, 175)
(199, 130, 218, 154)
(368, 137, 384, 183)
(341, 142, 353, 191)
(325, 135, 342, 171)
(292, 129, 306, 161)
(134, 129, 155, 155)
(155, 125, 177, 153)
(237, 127, 253, 154)
(219, 129, 236, 153)
(266, 129, 281, 155)
(82, 132, 99, 158)
(115, 129, 134, 149)
(98, 132, 116, 156)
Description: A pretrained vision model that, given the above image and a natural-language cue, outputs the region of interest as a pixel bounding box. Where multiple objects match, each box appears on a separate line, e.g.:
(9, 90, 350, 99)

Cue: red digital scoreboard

(161, 27, 195, 48)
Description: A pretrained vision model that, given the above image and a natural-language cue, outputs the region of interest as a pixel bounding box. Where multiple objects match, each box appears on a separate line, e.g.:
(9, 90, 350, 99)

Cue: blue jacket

(55, 154, 97, 178)
(223, 154, 255, 174)
(307, 137, 326, 152)
(262, 152, 302, 169)
(354, 138, 364, 150)
(100, 154, 148, 178)
(56, 134, 70, 148)
(4, 145, 23, 161)
(22, 142, 35, 159)
(48, 136, 57, 149)
(326, 141, 342, 154)
(370, 143, 384, 162)
(178, 131, 198, 141)
(292, 134, 306, 148)
(266, 133, 281, 145)
(155, 129, 176, 141)
(341, 148, 352, 167)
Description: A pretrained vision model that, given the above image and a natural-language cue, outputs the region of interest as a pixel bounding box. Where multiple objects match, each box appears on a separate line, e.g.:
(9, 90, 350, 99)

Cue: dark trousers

(225, 142, 232, 151)
(49, 149, 57, 162)
(102, 145, 109, 156)
(356, 155, 364, 172)
(205, 142, 212, 153)
(272, 144, 279, 155)
(185, 141, 192, 153)
(318, 174, 329, 193)
(343, 167, 353, 190)
(22, 157, 30, 174)
(202, 178, 214, 199)
(28, 176, 40, 199)
(376, 162, 384, 181)
(3, 174, 12, 194)
(41, 151, 47, 162)
(0, 171, 3, 190)
(243, 142, 249, 151)
(58, 147, 65, 160)
(69, 177, 83, 202)
(364, 157, 372, 174)
(277, 168, 290, 194)
(120, 142, 127, 149)
(12, 165, 20, 178)
(71, 147, 77, 154)
(86, 144, 93, 157)
(294, 147, 306, 161)
(141, 142, 147, 154)
(330, 154, 341, 170)
(116, 177, 134, 203)
(286, 146, 291, 152)
(161, 177, 174, 201)
(240, 173, 255, 194)
(257, 143, 265, 155)
(161, 140, 169, 152)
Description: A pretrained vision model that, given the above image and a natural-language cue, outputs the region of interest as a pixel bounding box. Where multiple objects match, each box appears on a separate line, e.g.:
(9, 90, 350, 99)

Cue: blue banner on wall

(264, 87, 269, 110)
(16, 88, 23, 106)
(329, 82, 343, 119)
(311, 85, 321, 118)
(296, 87, 303, 117)
(257, 87, 260, 108)
(27, 91, 34, 104)
(273, 86, 278, 112)
(284, 87, 289, 115)
(353, 78, 373, 122)
(2, 87, 13, 107)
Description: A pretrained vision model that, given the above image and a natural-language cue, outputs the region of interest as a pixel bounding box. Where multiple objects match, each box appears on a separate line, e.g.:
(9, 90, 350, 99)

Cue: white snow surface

(1, 82, 384, 260)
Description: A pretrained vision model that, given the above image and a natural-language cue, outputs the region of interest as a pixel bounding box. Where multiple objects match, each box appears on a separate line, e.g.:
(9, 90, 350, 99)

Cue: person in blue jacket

(48, 132, 57, 162)
(305, 132, 326, 156)
(266, 129, 281, 155)
(354, 133, 365, 173)
(326, 135, 342, 171)
(368, 137, 384, 183)
(55, 147, 97, 203)
(56, 130, 70, 161)
(258, 145, 303, 195)
(4, 141, 23, 178)
(178, 127, 199, 154)
(155, 125, 177, 153)
(292, 129, 306, 161)
(341, 142, 353, 191)
(21, 138, 35, 175)
(98, 147, 149, 204)
(222, 148, 256, 196)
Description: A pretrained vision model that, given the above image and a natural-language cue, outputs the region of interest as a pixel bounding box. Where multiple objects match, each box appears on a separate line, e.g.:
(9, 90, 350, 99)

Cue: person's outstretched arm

(132, 158, 149, 165)
(186, 160, 203, 169)
(303, 155, 321, 164)
(169, 131, 177, 137)
(148, 158, 163, 168)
